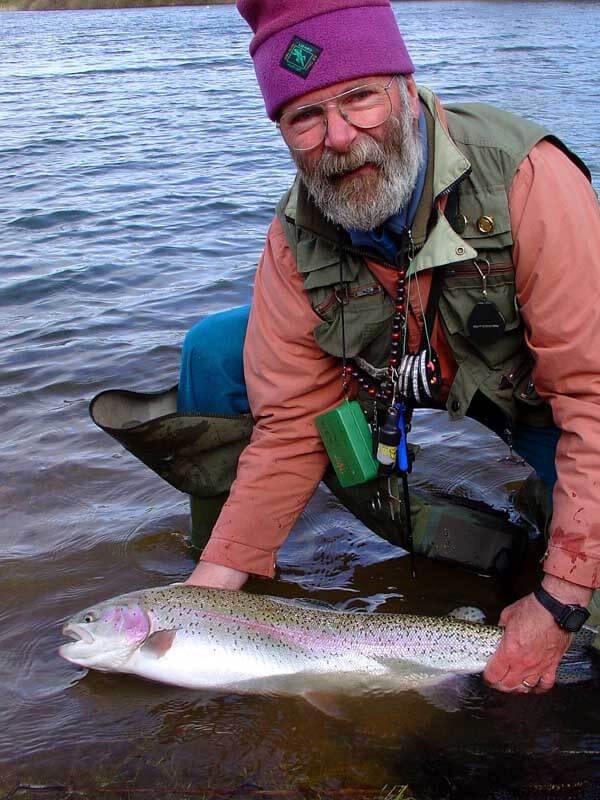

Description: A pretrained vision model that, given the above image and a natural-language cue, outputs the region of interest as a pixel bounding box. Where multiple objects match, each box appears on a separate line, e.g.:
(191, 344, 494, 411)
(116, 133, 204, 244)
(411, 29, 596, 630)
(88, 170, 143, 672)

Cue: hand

(185, 561, 248, 591)
(483, 575, 592, 694)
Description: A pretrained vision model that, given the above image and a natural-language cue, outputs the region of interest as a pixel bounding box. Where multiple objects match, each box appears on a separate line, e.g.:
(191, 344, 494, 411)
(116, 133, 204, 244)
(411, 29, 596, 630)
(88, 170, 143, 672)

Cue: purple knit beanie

(236, 0, 415, 120)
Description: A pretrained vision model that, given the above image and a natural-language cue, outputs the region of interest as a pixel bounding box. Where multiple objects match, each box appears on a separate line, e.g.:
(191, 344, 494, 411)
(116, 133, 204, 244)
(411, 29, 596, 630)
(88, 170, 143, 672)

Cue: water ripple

(8, 209, 95, 230)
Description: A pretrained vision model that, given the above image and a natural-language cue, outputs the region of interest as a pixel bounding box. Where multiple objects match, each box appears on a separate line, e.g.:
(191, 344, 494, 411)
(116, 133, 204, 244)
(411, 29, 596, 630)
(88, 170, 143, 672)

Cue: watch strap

(534, 585, 590, 631)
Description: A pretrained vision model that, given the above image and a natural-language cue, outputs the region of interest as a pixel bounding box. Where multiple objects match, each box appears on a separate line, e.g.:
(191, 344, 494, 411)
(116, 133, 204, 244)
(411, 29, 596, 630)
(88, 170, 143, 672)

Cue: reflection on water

(1, 1, 599, 798)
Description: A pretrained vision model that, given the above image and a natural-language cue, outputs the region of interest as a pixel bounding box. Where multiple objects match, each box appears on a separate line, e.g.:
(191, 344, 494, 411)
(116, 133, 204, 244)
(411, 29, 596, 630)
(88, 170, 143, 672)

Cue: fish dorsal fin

(447, 606, 486, 624)
(266, 596, 337, 612)
(140, 630, 178, 659)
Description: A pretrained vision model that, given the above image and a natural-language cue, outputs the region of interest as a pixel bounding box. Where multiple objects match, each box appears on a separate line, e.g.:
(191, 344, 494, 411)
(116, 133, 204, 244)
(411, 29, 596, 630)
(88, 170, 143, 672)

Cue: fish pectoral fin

(140, 629, 179, 659)
(415, 674, 476, 713)
(301, 690, 352, 720)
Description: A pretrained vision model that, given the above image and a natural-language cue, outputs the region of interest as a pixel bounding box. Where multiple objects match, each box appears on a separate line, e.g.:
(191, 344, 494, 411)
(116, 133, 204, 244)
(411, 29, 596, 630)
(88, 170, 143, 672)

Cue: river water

(0, 2, 599, 798)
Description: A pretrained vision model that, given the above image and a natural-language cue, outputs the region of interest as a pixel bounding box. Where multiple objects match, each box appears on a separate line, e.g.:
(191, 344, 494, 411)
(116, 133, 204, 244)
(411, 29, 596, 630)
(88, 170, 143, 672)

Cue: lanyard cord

(339, 257, 349, 398)
(399, 236, 417, 579)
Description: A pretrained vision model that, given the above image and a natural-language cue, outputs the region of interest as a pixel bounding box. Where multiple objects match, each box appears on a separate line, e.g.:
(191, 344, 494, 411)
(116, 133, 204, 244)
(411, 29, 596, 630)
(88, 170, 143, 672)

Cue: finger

(498, 607, 512, 627)
(533, 667, 558, 694)
(483, 636, 538, 686)
(491, 681, 530, 694)
(489, 666, 541, 693)
(521, 675, 542, 690)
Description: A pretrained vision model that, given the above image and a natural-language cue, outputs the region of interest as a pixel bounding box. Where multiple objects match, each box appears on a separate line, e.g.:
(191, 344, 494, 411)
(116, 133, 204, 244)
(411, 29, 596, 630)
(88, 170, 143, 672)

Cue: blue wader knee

(178, 305, 251, 415)
(178, 305, 251, 548)
(512, 423, 560, 514)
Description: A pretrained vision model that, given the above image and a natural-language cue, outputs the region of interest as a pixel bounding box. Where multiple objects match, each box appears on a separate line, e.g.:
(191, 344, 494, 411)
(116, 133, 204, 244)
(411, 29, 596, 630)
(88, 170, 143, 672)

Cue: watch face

(560, 606, 590, 632)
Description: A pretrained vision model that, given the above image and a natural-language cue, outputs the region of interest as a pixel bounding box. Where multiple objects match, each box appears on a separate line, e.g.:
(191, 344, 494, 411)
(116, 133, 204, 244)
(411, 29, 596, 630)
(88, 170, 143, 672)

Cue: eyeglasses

(278, 76, 396, 152)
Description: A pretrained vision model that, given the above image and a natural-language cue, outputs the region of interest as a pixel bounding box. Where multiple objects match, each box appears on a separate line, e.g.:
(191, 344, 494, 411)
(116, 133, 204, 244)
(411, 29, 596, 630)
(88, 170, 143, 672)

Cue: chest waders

(89, 87, 592, 581)
(89, 385, 254, 544)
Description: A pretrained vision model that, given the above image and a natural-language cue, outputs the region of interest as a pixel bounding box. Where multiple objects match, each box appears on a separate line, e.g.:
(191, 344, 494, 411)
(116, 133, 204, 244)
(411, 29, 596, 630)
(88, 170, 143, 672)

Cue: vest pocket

(441, 281, 520, 333)
(441, 261, 519, 315)
(439, 263, 522, 369)
(457, 184, 513, 250)
(313, 287, 394, 359)
(313, 283, 384, 318)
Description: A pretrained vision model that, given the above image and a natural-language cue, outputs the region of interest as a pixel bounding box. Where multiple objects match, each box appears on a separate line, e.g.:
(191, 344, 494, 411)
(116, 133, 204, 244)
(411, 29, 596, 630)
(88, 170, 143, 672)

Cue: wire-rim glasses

(278, 76, 396, 152)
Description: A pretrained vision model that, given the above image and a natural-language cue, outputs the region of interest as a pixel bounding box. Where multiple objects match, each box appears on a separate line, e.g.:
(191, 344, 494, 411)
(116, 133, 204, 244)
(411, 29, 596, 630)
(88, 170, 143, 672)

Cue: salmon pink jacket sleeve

(509, 140, 600, 589)
(200, 217, 343, 577)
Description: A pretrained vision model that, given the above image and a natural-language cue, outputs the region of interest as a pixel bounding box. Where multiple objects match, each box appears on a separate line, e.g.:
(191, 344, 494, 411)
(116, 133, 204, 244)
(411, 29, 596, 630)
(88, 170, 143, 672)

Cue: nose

(323, 106, 358, 152)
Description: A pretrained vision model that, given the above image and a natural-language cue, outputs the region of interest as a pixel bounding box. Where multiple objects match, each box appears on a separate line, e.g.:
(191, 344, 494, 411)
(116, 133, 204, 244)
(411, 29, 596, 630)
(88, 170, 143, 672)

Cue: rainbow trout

(59, 585, 594, 710)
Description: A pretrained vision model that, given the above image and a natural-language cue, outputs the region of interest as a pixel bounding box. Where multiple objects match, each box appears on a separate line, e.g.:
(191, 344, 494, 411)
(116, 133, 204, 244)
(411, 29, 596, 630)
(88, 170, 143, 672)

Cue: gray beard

(294, 84, 424, 232)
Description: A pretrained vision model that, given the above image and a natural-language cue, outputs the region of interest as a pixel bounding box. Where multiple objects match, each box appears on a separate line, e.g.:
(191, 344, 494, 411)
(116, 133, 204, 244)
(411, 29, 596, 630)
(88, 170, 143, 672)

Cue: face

(281, 75, 424, 232)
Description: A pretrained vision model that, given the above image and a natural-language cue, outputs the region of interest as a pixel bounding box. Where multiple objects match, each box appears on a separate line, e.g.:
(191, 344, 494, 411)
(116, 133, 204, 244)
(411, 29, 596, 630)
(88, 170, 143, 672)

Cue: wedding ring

(522, 679, 538, 689)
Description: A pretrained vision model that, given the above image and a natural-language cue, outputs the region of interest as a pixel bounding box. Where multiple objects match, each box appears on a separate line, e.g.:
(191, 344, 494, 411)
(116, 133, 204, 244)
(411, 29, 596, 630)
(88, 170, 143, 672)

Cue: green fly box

(315, 399, 379, 488)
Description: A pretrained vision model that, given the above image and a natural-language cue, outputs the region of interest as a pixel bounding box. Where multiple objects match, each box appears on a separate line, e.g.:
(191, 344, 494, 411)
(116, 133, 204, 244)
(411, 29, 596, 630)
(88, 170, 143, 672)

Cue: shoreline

(0, 0, 235, 10)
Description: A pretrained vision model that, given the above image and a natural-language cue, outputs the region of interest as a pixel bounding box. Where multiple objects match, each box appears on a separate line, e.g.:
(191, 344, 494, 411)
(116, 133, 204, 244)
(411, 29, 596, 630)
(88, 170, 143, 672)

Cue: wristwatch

(534, 586, 590, 632)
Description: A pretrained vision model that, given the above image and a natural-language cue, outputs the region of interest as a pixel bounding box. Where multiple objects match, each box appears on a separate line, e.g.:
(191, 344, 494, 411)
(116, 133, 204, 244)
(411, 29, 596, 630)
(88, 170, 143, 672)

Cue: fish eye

(83, 612, 96, 624)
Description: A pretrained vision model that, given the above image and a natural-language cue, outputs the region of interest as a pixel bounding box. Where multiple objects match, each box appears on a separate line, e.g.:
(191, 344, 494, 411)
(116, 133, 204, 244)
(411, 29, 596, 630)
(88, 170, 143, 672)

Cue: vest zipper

(436, 166, 472, 199)
(445, 262, 514, 278)
(315, 283, 384, 315)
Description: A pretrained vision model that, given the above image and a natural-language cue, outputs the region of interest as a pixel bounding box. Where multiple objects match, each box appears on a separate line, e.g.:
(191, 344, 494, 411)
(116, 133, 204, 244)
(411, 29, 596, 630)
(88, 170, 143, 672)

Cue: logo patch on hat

(280, 36, 322, 79)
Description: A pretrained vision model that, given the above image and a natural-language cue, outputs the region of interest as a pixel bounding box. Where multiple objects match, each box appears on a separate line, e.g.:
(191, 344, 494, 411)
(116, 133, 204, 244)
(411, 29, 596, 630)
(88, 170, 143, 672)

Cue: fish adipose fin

(140, 630, 178, 659)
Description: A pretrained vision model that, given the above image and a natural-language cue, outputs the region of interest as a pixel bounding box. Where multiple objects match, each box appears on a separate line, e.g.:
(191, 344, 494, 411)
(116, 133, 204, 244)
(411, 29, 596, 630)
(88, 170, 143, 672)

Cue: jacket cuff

(543, 544, 600, 589)
(200, 536, 277, 579)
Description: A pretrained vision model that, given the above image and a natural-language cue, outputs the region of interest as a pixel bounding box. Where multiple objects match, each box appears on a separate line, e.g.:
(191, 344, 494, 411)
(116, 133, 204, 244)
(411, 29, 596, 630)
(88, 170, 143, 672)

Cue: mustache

(302, 137, 387, 180)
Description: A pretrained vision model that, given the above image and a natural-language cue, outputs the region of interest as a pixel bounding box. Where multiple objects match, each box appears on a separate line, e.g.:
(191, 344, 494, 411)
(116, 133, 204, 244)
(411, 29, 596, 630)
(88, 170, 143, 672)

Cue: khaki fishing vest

(276, 86, 591, 429)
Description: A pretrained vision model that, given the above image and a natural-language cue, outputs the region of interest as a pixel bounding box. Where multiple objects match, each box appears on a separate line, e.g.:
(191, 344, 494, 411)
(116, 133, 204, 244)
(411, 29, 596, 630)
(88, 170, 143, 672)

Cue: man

(178, 0, 599, 693)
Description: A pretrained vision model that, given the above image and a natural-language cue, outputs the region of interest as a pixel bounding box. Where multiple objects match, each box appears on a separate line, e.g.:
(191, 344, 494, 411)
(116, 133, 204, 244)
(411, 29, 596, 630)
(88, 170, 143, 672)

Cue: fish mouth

(62, 624, 94, 645)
